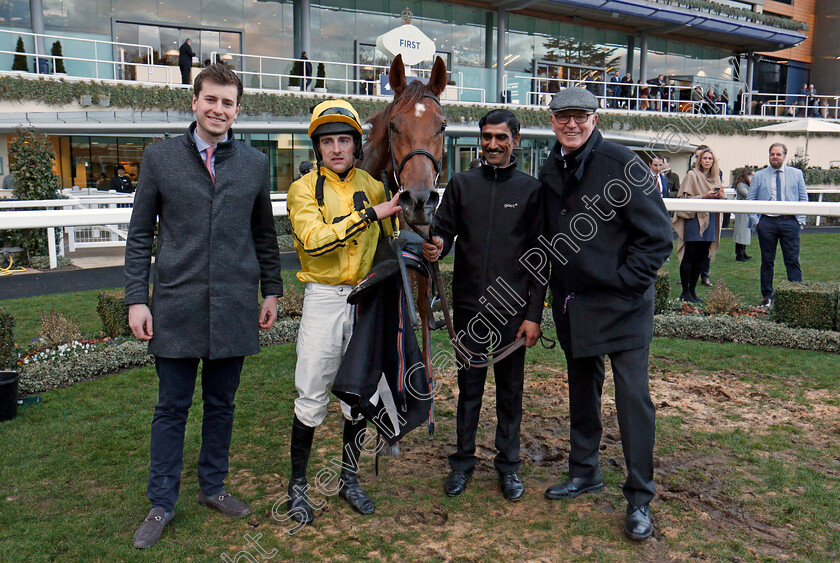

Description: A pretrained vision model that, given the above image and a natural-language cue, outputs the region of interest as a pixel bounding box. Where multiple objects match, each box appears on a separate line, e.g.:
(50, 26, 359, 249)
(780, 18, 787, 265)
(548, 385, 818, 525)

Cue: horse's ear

(390, 54, 406, 96)
(427, 56, 447, 97)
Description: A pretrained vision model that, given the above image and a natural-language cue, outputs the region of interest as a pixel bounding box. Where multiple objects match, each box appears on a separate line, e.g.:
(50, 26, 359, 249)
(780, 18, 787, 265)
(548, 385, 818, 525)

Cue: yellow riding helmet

(308, 99, 364, 139)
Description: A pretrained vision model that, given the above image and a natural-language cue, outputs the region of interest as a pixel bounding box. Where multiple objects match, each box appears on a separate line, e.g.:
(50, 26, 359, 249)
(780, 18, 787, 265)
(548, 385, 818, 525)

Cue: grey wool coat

(125, 123, 283, 359)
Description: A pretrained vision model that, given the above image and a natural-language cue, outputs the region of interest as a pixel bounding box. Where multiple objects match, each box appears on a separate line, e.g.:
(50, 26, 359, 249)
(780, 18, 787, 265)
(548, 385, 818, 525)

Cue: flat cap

(548, 87, 599, 112)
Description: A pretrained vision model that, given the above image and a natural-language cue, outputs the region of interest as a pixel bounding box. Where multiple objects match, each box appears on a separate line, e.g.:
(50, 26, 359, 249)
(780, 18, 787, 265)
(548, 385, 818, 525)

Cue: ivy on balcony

(0, 76, 827, 138)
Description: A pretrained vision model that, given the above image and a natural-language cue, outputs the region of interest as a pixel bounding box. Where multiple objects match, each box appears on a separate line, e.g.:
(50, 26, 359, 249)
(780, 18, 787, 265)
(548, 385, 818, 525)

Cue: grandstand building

(0, 0, 831, 192)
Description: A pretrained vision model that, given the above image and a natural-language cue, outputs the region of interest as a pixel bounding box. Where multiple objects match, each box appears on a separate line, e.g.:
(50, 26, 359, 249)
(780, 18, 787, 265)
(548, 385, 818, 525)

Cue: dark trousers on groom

(147, 356, 244, 512)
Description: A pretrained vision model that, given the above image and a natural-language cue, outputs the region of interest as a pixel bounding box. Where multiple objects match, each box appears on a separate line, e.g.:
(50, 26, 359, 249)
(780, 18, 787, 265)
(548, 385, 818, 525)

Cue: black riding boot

(735, 243, 748, 262)
(288, 416, 316, 524)
(339, 418, 375, 515)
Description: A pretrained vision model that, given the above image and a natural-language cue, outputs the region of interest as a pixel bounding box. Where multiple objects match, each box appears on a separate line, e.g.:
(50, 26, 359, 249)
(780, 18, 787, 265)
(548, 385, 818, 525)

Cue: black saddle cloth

(333, 232, 433, 445)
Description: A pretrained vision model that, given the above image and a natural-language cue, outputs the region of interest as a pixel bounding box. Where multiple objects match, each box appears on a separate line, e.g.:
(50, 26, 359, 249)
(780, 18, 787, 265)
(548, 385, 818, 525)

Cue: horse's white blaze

(414, 103, 426, 117)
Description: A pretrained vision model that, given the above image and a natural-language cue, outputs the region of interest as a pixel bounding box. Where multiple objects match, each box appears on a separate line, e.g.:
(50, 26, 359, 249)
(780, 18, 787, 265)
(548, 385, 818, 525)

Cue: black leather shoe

(444, 470, 472, 497)
(624, 503, 653, 540)
(499, 471, 525, 501)
(701, 276, 713, 287)
(544, 477, 603, 500)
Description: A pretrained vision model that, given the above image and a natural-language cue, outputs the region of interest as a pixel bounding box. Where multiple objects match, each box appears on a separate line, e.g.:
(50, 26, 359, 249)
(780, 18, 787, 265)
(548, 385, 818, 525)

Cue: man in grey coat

(125, 63, 283, 549)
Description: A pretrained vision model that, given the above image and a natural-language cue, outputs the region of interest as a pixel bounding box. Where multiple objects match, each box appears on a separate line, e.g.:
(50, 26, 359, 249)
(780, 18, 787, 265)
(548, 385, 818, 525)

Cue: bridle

(387, 92, 444, 193)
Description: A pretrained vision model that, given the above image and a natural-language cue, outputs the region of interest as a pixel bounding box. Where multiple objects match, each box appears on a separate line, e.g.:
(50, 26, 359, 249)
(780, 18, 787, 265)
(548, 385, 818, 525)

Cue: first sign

(376, 24, 436, 66)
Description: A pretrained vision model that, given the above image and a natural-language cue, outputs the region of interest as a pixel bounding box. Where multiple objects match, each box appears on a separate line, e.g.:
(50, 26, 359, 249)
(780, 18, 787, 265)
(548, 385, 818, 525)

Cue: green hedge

(772, 281, 840, 331)
(655, 269, 670, 314)
(0, 306, 15, 370)
(96, 290, 132, 338)
(654, 314, 840, 354)
(0, 76, 817, 137)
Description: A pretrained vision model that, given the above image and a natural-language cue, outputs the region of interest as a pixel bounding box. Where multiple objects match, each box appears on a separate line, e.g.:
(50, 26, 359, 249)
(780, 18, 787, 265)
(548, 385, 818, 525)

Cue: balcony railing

(2, 28, 840, 120)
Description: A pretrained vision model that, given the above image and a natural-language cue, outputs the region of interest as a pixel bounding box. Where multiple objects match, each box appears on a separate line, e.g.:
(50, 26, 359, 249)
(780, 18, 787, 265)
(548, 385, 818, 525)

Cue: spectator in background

(178, 38, 196, 85)
(621, 72, 634, 108)
(808, 84, 818, 117)
(673, 147, 725, 303)
(111, 165, 134, 193)
(797, 83, 809, 117)
(719, 89, 730, 115)
(609, 71, 622, 108)
(648, 154, 669, 199)
(705, 87, 718, 115)
(689, 144, 720, 287)
(733, 167, 753, 262)
(294, 160, 313, 182)
(747, 143, 808, 307)
(300, 52, 313, 92)
(2, 171, 15, 191)
(734, 87, 746, 115)
(691, 86, 704, 114)
(662, 156, 680, 198)
(639, 86, 650, 111)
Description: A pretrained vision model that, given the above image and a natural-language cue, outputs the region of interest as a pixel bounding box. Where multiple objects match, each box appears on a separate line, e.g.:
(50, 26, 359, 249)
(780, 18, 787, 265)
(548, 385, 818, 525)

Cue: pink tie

(204, 146, 215, 185)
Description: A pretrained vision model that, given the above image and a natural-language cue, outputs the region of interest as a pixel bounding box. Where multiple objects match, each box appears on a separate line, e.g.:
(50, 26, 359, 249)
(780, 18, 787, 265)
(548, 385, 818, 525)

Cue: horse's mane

(363, 80, 433, 178)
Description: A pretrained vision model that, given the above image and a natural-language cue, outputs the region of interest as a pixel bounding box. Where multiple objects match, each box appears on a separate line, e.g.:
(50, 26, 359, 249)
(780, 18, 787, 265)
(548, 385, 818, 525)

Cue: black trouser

(756, 215, 802, 298)
(147, 356, 244, 512)
(566, 346, 656, 506)
(679, 241, 711, 296)
(179, 64, 191, 85)
(449, 309, 526, 474)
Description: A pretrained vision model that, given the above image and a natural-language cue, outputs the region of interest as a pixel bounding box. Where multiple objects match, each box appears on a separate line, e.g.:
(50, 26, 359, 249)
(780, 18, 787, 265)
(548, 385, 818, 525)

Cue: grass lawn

(0, 233, 839, 560)
(1, 336, 839, 561)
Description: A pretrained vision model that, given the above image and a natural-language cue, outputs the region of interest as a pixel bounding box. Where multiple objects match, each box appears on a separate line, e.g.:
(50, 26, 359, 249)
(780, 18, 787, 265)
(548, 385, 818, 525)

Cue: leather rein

(384, 91, 527, 369)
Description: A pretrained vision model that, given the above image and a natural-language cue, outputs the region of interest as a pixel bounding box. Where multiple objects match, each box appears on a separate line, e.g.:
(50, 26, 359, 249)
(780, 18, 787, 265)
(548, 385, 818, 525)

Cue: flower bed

(17, 318, 302, 395)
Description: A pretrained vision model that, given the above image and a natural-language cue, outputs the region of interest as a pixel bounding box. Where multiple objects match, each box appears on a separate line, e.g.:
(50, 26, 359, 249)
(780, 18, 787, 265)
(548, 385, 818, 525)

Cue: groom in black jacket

(423, 109, 546, 502)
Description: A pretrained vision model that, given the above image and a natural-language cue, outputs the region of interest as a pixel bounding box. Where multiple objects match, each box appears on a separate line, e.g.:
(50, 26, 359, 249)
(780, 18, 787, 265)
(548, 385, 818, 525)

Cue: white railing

(738, 91, 840, 118)
(506, 74, 732, 114)
(0, 28, 156, 81)
(210, 52, 484, 102)
(2, 197, 839, 269)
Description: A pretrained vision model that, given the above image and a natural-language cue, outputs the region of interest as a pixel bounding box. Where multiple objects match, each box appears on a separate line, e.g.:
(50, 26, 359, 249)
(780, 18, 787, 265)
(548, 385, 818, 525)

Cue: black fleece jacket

(434, 157, 547, 323)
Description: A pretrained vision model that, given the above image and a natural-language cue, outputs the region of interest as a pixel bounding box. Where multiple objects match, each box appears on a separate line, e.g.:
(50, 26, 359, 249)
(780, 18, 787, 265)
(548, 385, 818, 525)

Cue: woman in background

(733, 167, 753, 262)
(673, 148, 726, 302)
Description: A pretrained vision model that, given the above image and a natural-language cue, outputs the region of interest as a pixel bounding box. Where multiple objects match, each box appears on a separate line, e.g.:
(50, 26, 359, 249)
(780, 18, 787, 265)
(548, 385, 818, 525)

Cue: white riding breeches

(293, 282, 373, 427)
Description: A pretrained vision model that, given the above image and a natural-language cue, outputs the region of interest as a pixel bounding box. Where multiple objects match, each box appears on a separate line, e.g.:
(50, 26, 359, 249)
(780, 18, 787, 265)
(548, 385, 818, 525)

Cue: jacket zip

(480, 168, 498, 297)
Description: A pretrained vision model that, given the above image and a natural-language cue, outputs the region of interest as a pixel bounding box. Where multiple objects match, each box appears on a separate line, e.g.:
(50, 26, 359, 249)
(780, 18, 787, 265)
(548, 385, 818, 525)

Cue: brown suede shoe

(197, 490, 251, 518)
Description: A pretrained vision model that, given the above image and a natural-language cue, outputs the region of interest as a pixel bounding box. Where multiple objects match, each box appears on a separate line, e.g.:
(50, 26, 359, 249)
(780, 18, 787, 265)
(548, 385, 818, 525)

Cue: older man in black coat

(536, 88, 672, 541)
(125, 64, 283, 549)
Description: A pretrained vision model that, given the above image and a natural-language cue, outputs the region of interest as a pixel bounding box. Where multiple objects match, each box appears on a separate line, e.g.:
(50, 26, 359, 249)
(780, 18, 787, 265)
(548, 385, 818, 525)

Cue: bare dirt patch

(243, 360, 840, 561)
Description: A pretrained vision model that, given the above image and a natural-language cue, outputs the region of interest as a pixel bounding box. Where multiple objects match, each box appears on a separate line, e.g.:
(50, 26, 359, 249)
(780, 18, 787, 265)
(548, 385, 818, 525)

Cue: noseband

(388, 92, 443, 192)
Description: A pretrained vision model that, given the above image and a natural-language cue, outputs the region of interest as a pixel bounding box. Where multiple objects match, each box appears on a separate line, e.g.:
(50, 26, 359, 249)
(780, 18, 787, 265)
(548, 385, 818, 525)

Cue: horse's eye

(440, 123, 447, 134)
(389, 122, 397, 132)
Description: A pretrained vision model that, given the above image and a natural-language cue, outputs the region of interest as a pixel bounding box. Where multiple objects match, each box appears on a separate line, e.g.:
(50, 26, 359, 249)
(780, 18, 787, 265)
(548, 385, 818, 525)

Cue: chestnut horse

(363, 54, 448, 433)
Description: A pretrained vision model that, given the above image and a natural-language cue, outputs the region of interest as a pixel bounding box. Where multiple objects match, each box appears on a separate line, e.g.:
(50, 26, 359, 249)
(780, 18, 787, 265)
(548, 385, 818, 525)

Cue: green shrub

(97, 290, 132, 337)
(18, 340, 153, 394)
(772, 281, 840, 331)
(655, 269, 670, 314)
(437, 263, 453, 307)
(39, 309, 81, 347)
(705, 281, 739, 315)
(288, 60, 302, 88)
(654, 314, 840, 354)
(28, 255, 72, 270)
(276, 284, 303, 318)
(258, 318, 301, 347)
(0, 307, 15, 369)
(12, 36, 27, 71)
(277, 234, 295, 251)
(51, 41, 66, 74)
